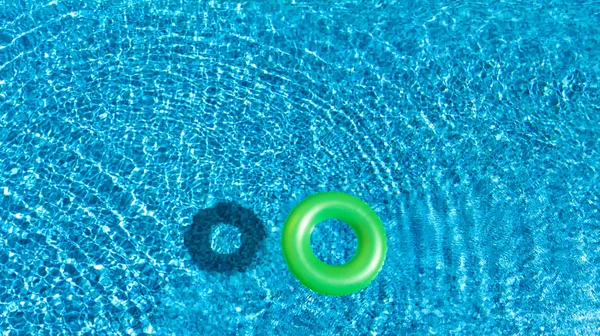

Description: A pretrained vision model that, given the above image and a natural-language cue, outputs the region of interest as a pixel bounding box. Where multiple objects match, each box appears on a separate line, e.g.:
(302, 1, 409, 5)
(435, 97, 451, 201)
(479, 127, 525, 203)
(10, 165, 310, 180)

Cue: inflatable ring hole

(310, 219, 357, 266)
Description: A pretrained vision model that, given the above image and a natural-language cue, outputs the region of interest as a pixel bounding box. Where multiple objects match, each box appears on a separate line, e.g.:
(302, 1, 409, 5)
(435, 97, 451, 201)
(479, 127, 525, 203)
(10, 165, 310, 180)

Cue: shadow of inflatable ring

(184, 202, 266, 274)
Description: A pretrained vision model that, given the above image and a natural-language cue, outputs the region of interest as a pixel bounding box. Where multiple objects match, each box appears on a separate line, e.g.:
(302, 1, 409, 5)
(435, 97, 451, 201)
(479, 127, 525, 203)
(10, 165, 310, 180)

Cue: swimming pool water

(1, 0, 599, 334)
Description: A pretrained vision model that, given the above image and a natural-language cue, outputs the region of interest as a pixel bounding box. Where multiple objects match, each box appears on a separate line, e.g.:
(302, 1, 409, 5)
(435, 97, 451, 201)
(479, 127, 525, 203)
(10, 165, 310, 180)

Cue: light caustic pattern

(0, 0, 599, 335)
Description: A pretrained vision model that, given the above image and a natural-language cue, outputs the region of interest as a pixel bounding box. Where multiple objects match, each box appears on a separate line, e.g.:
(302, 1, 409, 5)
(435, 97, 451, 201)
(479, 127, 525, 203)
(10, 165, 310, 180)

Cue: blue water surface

(1, 0, 599, 335)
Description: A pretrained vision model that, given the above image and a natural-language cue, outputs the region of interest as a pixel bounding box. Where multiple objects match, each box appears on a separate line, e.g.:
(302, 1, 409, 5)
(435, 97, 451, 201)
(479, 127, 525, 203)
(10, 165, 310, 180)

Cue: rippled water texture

(0, 0, 599, 335)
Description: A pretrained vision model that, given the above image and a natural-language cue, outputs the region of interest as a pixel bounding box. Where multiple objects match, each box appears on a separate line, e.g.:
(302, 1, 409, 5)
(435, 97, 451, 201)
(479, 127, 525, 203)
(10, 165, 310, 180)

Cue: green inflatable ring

(281, 192, 387, 296)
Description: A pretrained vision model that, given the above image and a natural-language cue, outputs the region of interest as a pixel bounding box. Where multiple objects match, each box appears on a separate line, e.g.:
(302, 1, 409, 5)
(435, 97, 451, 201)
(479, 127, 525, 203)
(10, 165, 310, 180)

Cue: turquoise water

(1, 0, 599, 334)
